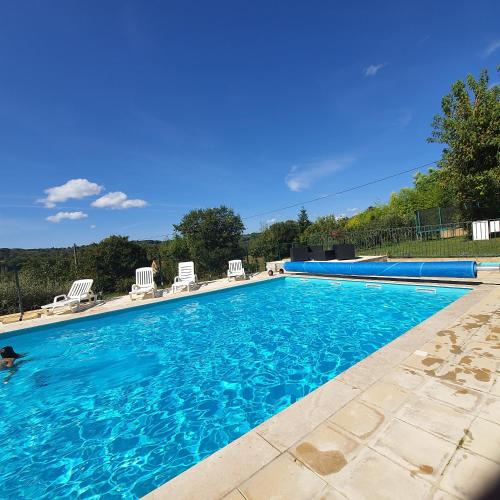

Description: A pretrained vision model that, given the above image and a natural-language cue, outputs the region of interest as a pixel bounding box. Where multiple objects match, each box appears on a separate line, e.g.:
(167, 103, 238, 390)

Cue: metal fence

(266, 221, 500, 260)
(415, 206, 460, 229)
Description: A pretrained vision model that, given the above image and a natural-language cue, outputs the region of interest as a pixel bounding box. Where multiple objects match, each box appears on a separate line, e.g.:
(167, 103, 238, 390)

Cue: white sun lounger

(129, 267, 157, 300)
(227, 259, 246, 281)
(172, 261, 198, 293)
(42, 279, 96, 314)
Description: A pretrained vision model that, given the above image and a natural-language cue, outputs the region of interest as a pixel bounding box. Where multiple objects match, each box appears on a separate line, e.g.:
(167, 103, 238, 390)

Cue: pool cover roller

(283, 260, 477, 279)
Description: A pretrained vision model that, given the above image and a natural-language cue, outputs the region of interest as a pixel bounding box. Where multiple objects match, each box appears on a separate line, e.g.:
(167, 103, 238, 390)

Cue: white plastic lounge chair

(227, 259, 246, 281)
(172, 261, 198, 293)
(129, 267, 157, 300)
(42, 279, 96, 314)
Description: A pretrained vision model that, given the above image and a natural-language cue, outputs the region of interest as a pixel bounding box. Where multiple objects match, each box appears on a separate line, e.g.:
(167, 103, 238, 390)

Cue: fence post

(157, 254, 164, 286)
(73, 243, 79, 277)
(13, 266, 24, 320)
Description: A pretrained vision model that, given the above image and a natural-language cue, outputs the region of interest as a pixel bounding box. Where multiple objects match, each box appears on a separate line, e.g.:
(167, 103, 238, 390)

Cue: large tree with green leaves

(248, 220, 300, 261)
(301, 214, 347, 242)
(158, 237, 190, 283)
(86, 235, 148, 293)
(428, 68, 500, 220)
(173, 206, 245, 278)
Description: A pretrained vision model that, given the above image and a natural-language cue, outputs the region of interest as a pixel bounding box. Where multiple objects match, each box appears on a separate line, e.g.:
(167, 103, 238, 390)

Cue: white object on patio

(472, 220, 490, 241)
(472, 219, 500, 241)
(227, 259, 246, 281)
(172, 261, 198, 293)
(41, 279, 96, 314)
(129, 267, 157, 300)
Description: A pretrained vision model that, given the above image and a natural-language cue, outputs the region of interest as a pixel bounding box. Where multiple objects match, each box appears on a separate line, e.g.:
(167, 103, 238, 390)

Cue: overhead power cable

(242, 160, 439, 220)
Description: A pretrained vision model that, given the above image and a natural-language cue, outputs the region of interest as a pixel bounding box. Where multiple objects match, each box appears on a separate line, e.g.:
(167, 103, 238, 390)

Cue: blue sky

(1, 0, 499, 248)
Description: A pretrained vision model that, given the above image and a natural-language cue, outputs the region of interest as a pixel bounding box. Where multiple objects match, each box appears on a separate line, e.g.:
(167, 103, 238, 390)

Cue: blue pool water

(0, 277, 469, 499)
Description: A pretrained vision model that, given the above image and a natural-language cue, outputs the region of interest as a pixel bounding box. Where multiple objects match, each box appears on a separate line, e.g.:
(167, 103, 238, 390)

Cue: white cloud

(483, 39, 500, 57)
(46, 211, 88, 223)
(91, 191, 147, 209)
(90, 224, 96, 229)
(365, 63, 386, 77)
(39, 179, 103, 208)
(266, 218, 277, 224)
(285, 157, 354, 192)
(347, 207, 358, 212)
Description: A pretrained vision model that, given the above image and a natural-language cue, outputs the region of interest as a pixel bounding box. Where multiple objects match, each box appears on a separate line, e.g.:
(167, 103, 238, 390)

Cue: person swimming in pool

(0, 346, 27, 368)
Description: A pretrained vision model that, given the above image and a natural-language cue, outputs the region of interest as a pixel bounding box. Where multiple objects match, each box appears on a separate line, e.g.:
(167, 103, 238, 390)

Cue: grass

(358, 237, 500, 258)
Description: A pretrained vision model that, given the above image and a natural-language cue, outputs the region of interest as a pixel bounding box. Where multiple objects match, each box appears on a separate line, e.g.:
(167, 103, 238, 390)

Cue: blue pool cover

(284, 260, 477, 278)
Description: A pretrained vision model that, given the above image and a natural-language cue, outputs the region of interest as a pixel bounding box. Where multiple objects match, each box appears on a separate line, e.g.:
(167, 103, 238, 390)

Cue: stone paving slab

(417, 379, 484, 412)
(238, 452, 328, 500)
(397, 394, 475, 443)
(462, 417, 500, 464)
(370, 418, 456, 482)
(478, 394, 500, 424)
(358, 381, 410, 412)
(290, 422, 362, 481)
(142, 431, 281, 500)
(255, 380, 360, 452)
(439, 450, 500, 499)
(327, 447, 433, 500)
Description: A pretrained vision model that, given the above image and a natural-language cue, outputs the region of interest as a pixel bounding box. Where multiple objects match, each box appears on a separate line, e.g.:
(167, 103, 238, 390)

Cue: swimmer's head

(0, 346, 23, 359)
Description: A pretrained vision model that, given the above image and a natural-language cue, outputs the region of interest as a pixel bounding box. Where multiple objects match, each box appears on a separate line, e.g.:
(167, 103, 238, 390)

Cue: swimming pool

(0, 277, 469, 498)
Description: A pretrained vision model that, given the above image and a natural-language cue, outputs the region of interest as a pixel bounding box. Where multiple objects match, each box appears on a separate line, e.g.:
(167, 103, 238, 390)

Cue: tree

(428, 68, 500, 220)
(173, 206, 245, 278)
(412, 169, 452, 209)
(89, 236, 148, 293)
(248, 220, 300, 261)
(158, 236, 190, 283)
(297, 207, 311, 233)
(345, 168, 457, 231)
(302, 214, 347, 243)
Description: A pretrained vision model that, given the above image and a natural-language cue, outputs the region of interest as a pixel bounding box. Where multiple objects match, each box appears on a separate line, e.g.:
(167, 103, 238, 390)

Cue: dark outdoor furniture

(290, 244, 355, 262)
(332, 244, 355, 260)
(290, 246, 310, 262)
(308, 245, 325, 260)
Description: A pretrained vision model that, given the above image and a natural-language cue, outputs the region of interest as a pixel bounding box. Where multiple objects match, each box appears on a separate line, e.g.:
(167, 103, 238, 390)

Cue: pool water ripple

(0, 277, 468, 499)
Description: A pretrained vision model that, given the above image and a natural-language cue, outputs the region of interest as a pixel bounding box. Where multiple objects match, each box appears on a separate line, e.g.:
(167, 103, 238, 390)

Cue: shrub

(0, 274, 72, 315)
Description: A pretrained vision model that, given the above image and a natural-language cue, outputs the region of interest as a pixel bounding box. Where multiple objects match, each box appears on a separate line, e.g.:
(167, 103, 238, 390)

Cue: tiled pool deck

(2, 271, 499, 499)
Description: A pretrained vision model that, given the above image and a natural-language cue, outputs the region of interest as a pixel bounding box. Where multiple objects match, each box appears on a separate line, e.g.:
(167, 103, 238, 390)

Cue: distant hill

(0, 240, 163, 268)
